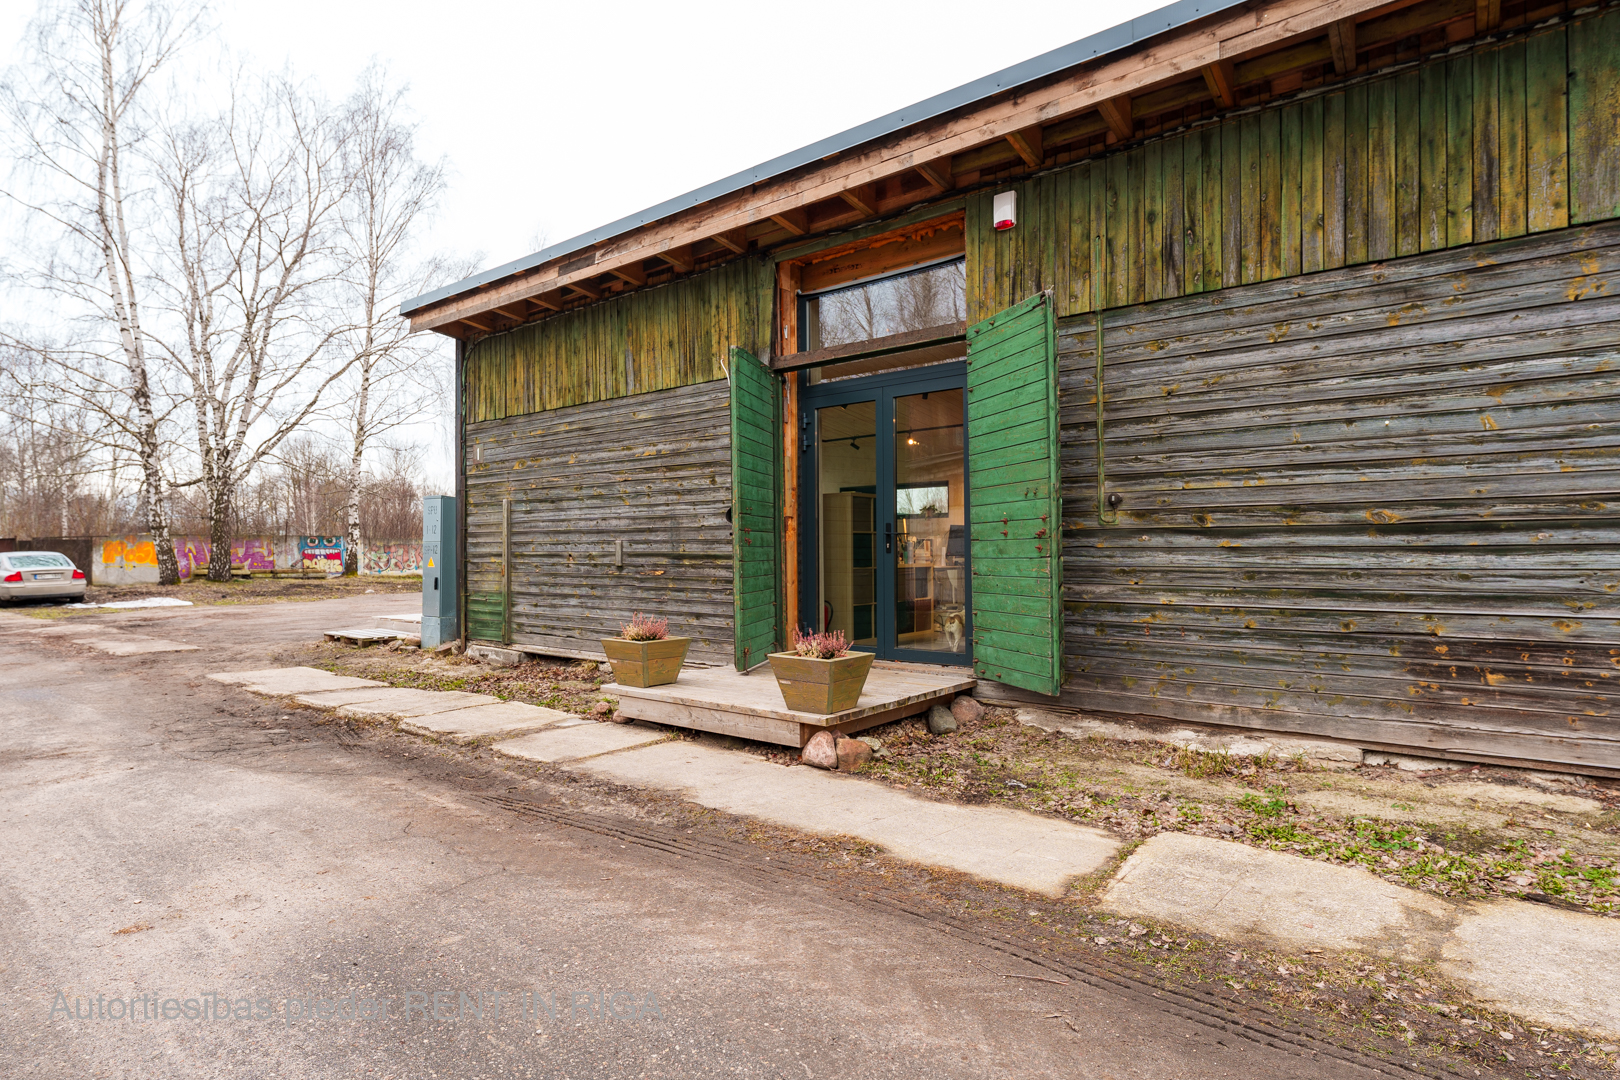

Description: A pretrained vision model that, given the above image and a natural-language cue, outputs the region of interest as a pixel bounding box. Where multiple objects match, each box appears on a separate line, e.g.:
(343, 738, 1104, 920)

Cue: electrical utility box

(421, 495, 457, 648)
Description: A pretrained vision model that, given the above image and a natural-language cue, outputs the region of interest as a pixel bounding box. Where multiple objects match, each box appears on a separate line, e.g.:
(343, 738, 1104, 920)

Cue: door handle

(884, 522, 893, 554)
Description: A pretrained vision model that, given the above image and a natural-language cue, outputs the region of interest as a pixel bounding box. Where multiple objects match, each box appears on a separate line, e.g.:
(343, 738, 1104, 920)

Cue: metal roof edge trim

(401, 0, 1250, 317)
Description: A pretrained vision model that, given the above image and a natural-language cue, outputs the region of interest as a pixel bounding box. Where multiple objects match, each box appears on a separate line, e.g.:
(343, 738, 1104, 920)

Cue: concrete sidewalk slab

(208, 667, 384, 694)
(1431, 782, 1603, 815)
(568, 740, 1119, 897)
(400, 701, 575, 743)
(74, 636, 200, 655)
(1443, 901, 1620, 1039)
(494, 722, 668, 763)
(377, 613, 421, 631)
(1101, 833, 1620, 1040)
(1100, 833, 1451, 957)
(294, 686, 499, 719)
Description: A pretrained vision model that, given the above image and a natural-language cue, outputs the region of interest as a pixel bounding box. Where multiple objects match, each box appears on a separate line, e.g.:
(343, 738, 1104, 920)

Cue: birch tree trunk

(344, 350, 370, 575)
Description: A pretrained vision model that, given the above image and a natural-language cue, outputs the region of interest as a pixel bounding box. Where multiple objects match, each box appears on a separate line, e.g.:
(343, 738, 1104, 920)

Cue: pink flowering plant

(789, 628, 850, 660)
(620, 612, 669, 641)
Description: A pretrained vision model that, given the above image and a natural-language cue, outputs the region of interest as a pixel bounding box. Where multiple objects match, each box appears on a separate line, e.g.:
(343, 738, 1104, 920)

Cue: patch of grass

(1238, 786, 1291, 818)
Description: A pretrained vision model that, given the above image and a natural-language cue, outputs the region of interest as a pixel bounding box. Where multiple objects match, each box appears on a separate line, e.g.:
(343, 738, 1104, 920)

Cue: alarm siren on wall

(992, 190, 1017, 231)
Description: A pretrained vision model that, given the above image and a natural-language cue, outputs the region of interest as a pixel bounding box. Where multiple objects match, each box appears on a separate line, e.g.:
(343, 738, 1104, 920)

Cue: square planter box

(767, 651, 875, 714)
(601, 637, 690, 688)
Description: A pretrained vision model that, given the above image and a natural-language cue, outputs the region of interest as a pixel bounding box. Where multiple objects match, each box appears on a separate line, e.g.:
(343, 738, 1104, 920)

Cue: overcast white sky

(2, 0, 1162, 288)
(0, 0, 1161, 488)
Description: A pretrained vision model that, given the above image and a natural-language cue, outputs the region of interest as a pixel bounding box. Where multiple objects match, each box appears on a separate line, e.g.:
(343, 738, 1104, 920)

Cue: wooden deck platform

(608, 662, 976, 748)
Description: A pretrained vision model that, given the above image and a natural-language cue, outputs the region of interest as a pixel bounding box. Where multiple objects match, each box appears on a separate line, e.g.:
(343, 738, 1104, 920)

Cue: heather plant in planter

(768, 628, 875, 714)
(621, 612, 669, 641)
(600, 612, 689, 687)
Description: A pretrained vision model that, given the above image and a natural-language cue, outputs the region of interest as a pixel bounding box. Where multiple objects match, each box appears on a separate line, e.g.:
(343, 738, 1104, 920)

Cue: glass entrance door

(891, 387, 966, 658)
(802, 364, 969, 666)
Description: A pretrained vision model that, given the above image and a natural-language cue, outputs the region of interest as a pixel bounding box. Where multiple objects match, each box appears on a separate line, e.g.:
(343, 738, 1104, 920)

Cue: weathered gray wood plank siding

(464, 380, 734, 663)
(987, 222, 1620, 771)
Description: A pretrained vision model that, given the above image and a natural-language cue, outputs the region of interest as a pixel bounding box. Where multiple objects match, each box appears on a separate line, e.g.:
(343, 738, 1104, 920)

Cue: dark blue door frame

(795, 362, 970, 667)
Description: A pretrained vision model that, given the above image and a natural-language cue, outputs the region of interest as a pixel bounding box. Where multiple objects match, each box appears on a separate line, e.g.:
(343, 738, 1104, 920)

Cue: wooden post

(1093, 234, 1116, 526)
(455, 339, 467, 646)
(778, 261, 802, 640)
(501, 496, 512, 644)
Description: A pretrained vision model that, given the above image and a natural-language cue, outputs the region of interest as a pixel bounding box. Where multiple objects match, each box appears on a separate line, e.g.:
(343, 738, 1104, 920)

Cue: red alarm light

(992, 190, 1017, 230)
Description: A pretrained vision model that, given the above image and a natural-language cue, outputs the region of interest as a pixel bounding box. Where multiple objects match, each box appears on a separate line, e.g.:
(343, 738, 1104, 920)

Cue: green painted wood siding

(463, 258, 771, 424)
(730, 347, 781, 670)
(966, 293, 1063, 696)
(967, 11, 1620, 323)
(463, 380, 735, 661)
(1048, 222, 1620, 771)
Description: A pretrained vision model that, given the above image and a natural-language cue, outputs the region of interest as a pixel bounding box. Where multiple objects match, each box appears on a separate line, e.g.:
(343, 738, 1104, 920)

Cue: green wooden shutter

(966, 291, 1063, 696)
(729, 346, 781, 670)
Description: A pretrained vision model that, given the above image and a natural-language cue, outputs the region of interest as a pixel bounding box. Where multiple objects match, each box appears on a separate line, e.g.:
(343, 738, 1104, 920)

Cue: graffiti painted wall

(298, 536, 345, 570)
(175, 537, 281, 578)
(92, 536, 288, 584)
(359, 540, 423, 575)
(94, 536, 164, 584)
(89, 535, 420, 583)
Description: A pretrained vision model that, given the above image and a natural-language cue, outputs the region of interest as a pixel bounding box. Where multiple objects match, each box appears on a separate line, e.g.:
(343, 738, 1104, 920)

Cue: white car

(0, 551, 88, 604)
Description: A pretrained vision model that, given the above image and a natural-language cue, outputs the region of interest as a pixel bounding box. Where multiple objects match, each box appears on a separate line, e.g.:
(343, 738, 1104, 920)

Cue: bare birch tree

(0, 0, 201, 583)
(332, 66, 446, 574)
(148, 73, 358, 581)
(0, 346, 101, 536)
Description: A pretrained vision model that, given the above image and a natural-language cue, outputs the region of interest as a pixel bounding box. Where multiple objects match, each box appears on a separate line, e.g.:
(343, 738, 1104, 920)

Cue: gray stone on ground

(950, 696, 983, 725)
(1363, 751, 1468, 772)
(466, 643, 524, 667)
(493, 722, 666, 763)
(800, 730, 836, 769)
(399, 700, 574, 743)
(294, 686, 499, 719)
(1442, 901, 1620, 1039)
(927, 703, 957, 735)
(1101, 832, 1450, 957)
(836, 736, 873, 771)
(208, 667, 384, 695)
(570, 739, 1118, 896)
(74, 636, 200, 655)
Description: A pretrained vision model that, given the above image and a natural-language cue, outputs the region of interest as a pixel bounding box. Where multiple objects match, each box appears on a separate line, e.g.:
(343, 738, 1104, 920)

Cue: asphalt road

(0, 595, 1437, 1079)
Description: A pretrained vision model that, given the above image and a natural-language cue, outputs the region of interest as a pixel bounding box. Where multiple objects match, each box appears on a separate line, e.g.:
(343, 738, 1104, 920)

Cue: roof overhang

(402, 0, 1429, 337)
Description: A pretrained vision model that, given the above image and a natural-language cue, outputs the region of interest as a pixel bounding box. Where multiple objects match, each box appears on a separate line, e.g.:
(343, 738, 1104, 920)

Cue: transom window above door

(800, 258, 965, 352)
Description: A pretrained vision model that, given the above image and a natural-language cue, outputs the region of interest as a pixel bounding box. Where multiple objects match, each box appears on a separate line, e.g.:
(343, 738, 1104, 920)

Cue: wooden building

(403, 0, 1620, 774)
